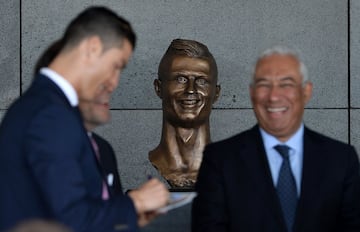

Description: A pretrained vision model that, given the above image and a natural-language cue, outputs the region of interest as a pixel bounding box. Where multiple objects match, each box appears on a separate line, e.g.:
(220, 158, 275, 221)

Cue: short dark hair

(62, 6, 136, 51)
(34, 39, 62, 75)
(34, 6, 136, 74)
(158, 39, 218, 81)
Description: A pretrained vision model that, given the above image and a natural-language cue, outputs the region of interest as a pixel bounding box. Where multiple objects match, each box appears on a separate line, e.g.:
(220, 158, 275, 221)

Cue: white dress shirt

(40, 67, 78, 107)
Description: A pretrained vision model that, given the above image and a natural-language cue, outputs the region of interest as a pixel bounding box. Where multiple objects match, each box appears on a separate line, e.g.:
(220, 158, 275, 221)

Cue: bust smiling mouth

(178, 98, 202, 109)
(181, 99, 200, 105)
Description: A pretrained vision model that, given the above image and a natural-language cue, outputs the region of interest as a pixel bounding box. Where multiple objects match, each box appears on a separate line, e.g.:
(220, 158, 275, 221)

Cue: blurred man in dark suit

(0, 6, 168, 232)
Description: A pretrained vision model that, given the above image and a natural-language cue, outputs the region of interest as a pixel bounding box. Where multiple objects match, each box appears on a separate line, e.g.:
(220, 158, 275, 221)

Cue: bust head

(154, 39, 220, 128)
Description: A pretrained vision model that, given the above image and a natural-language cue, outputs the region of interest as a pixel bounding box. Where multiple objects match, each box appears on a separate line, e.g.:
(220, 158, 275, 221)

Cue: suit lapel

(93, 134, 123, 197)
(293, 127, 326, 231)
(234, 126, 287, 230)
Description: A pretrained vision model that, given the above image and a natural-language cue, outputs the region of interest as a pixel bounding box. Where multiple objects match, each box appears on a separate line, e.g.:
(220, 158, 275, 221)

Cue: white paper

(157, 192, 197, 213)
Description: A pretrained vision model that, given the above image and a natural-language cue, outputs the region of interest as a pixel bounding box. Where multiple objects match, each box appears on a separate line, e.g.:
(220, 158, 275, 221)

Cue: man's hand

(128, 178, 169, 226)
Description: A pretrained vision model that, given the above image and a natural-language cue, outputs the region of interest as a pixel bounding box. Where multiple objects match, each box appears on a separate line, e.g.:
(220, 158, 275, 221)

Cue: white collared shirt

(260, 124, 304, 196)
(40, 67, 78, 107)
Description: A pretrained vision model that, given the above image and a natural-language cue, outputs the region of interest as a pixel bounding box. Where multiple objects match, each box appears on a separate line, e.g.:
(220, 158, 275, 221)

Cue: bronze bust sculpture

(149, 39, 220, 188)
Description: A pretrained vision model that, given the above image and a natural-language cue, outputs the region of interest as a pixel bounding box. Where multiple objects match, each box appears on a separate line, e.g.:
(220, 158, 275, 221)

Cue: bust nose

(185, 79, 196, 94)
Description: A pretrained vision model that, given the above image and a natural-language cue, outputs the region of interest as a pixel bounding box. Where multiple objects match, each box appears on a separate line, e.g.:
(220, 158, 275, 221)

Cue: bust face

(156, 56, 220, 128)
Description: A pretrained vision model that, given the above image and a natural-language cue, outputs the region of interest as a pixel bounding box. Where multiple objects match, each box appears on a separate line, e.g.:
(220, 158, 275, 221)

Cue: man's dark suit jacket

(0, 74, 138, 232)
(192, 125, 360, 232)
(93, 133, 123, 196)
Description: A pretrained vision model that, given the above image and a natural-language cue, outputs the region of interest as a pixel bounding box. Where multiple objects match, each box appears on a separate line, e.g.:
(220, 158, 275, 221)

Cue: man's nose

(269, 84, 281, 100)
(106, 73, 120, 92)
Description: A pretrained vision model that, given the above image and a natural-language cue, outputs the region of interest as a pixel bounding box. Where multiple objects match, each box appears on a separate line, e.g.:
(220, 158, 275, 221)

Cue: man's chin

(174, 116, 208, 128)
(178, 113, 199, 121)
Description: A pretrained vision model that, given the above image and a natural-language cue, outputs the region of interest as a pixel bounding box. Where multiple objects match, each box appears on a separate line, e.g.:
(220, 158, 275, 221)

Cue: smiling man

(192, 46, 360, 232)
(149, 39, 220, 188)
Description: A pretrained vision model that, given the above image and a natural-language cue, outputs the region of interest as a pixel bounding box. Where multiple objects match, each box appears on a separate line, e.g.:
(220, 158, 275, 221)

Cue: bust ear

(213, 84, 221, 103)
(154, 79, 162, 98)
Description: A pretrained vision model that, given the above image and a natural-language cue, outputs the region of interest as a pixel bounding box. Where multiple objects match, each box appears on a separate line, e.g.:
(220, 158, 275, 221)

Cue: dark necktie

(274, 145, 298, 232)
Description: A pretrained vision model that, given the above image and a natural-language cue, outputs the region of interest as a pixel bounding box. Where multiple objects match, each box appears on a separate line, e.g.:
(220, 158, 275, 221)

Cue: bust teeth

(182, 100, 197, 105)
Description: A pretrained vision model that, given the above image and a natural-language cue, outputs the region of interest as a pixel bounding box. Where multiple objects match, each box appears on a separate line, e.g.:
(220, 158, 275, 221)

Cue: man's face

(79, 85, 112, 131)
(79, 38, 133, 103)
(79, 39, 133, 131)
(156, 56, 220, 128)
(250, 54, 312, 142)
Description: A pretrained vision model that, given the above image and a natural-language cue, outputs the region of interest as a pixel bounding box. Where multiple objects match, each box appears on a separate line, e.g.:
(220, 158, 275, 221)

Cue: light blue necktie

(274, 145, 298, 232)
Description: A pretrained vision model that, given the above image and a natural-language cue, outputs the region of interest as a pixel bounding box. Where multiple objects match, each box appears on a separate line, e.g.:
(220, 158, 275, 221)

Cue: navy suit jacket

(0, 74, 138, 232)
(192, 125, 360, 232)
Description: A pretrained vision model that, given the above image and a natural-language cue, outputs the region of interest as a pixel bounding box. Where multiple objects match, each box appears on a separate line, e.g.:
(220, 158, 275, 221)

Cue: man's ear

(154, 79, 162, 98)
(213, 84, 221, 103)
(303, 81, 313, 105)
(83, 36, 103, 60)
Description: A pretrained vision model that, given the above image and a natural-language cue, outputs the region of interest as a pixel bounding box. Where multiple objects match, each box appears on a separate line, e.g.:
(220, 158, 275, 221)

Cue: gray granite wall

(0, 1, 20, 108)
(0, 1, 357, 231)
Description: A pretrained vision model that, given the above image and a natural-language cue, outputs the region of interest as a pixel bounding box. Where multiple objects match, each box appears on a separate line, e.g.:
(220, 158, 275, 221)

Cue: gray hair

(251, 45, 309, 85)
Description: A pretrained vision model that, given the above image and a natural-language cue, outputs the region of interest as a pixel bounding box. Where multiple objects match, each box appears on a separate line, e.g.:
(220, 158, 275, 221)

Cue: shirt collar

(260, 123, 304, 153)
(40, 67, 78, 107)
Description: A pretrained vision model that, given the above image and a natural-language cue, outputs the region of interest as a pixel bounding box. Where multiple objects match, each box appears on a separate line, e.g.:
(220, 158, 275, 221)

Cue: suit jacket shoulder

(303, 126, 359, 169)
(203, 125, 263, 163)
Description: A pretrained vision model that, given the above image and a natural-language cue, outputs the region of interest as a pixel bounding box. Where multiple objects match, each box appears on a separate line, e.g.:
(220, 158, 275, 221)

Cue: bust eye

(195, 78, 207, 86)
(176, 76, 188, 84)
